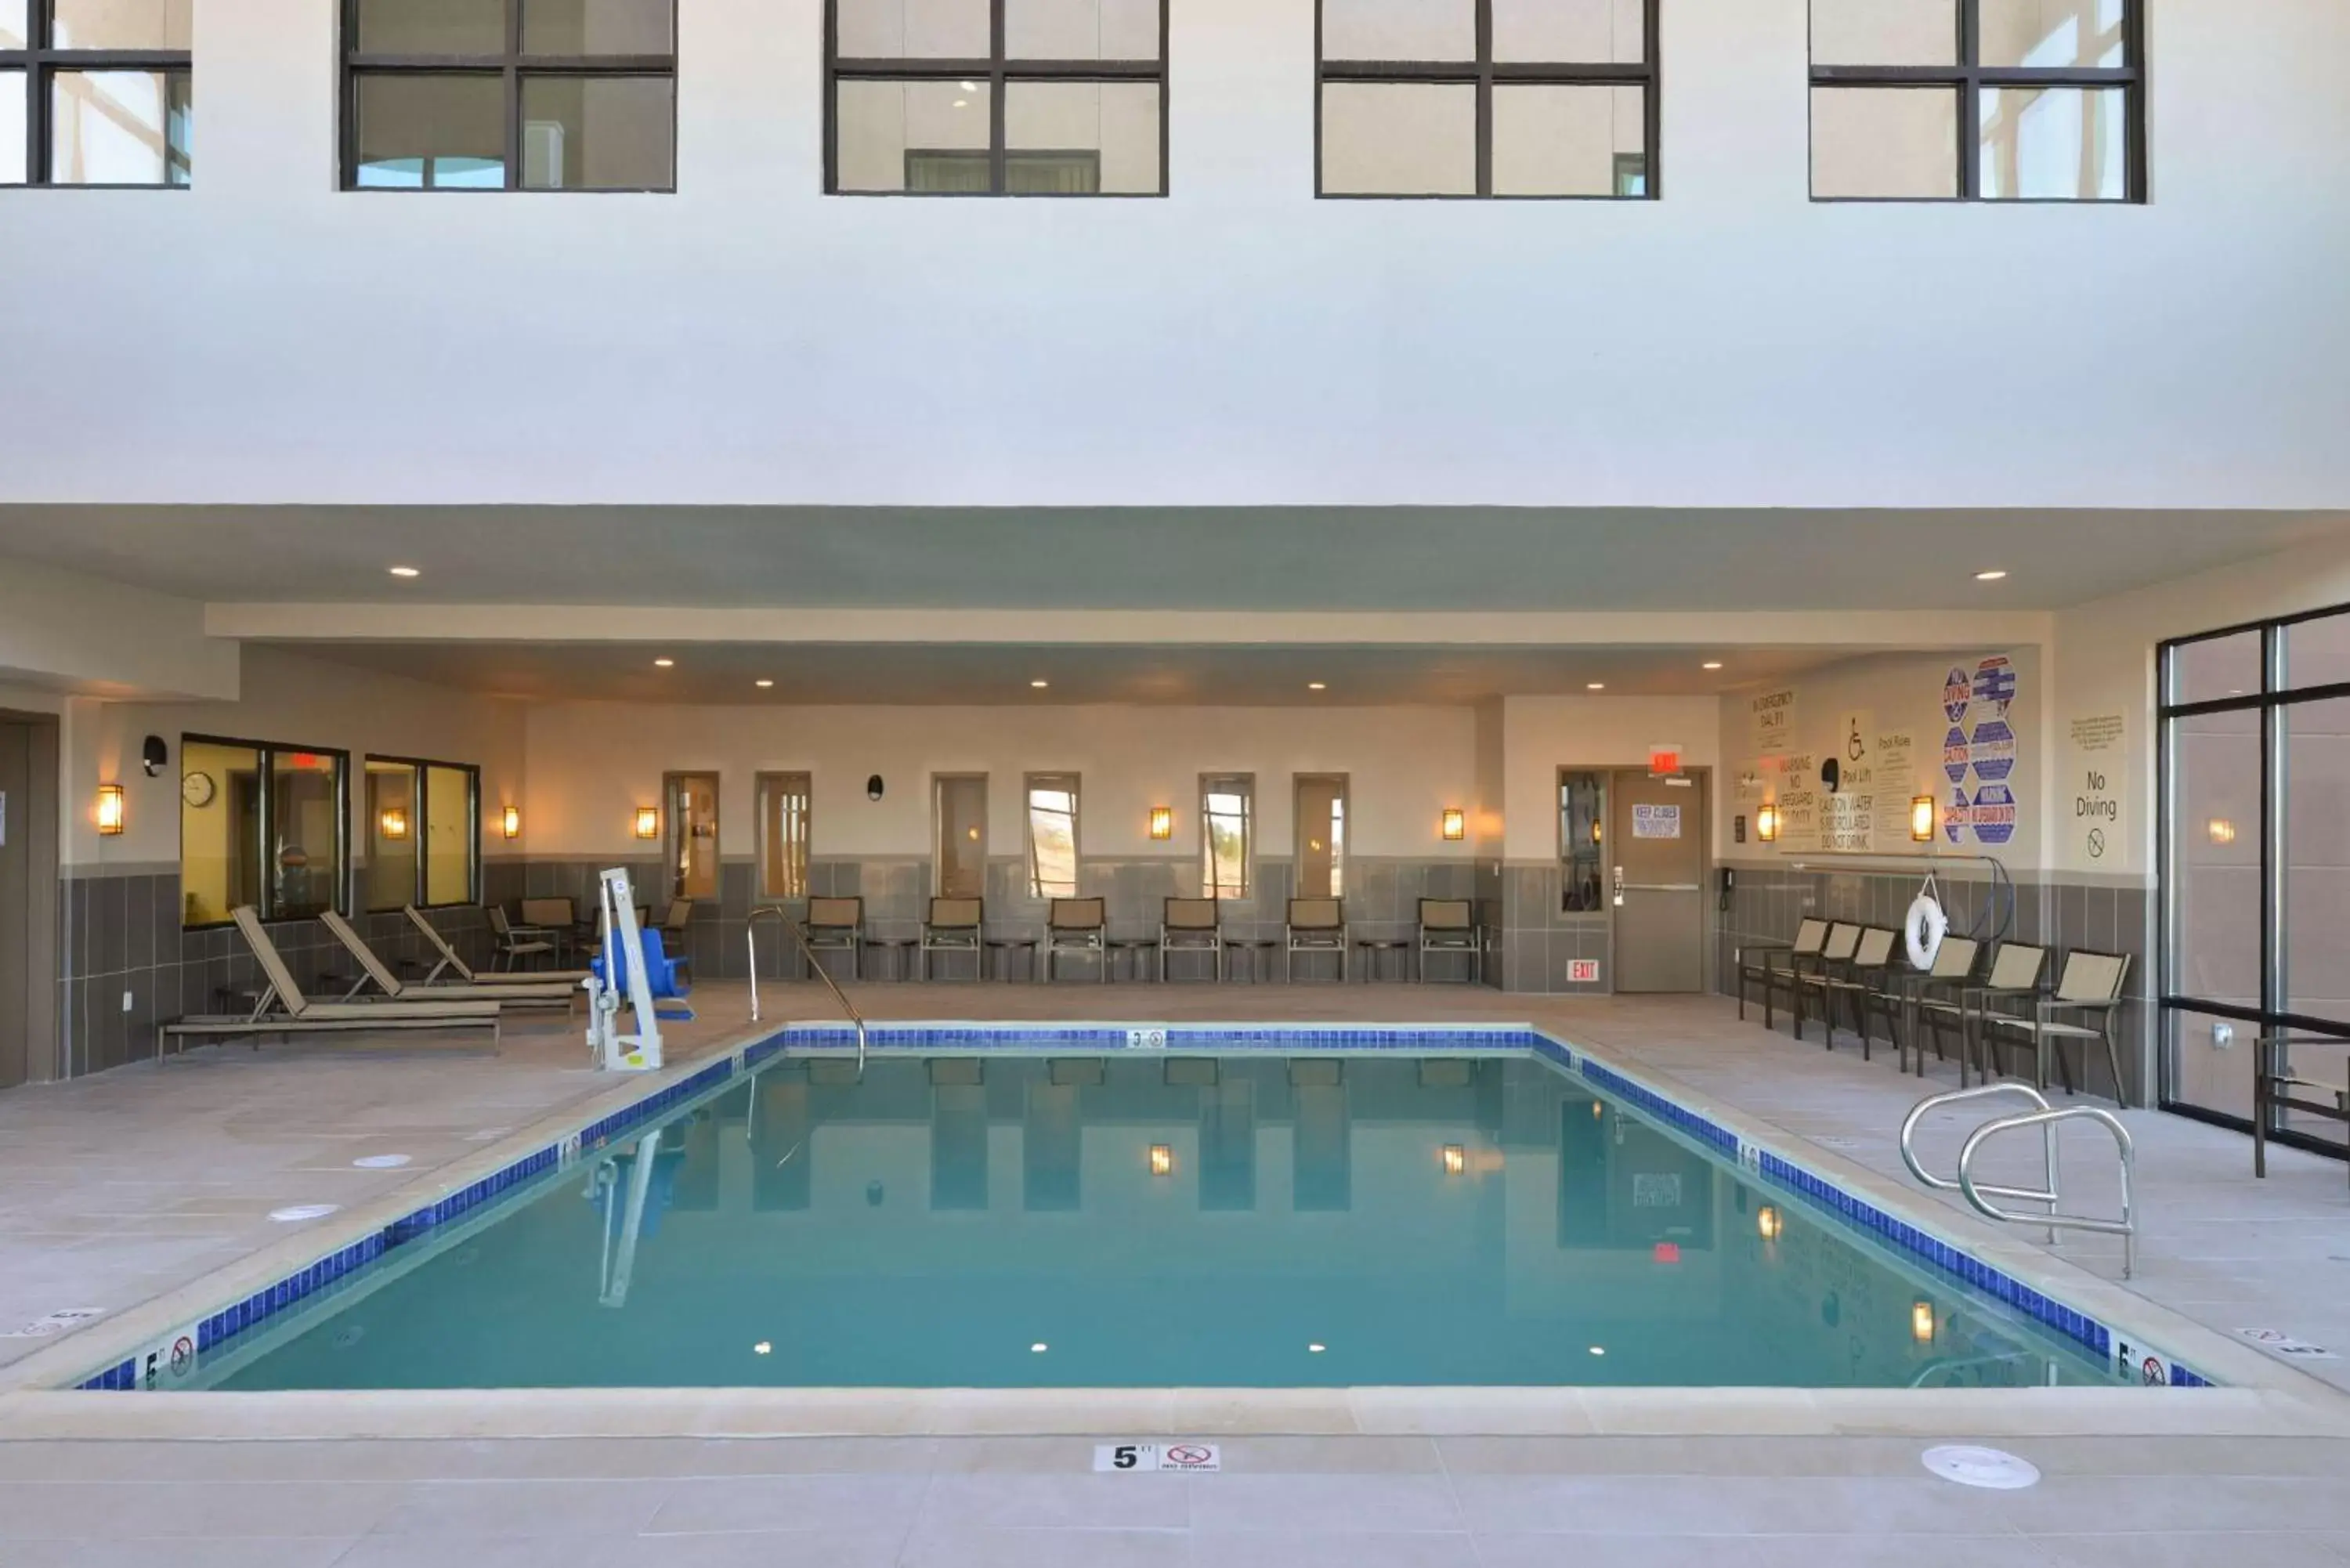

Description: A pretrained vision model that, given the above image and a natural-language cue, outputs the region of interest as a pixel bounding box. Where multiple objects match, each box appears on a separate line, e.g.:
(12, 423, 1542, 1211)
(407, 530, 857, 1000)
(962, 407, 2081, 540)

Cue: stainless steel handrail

(747, 905, 867, 1077)
(1959, 1106, 2135, 1279)
(1901, 1082, 2061, 1241)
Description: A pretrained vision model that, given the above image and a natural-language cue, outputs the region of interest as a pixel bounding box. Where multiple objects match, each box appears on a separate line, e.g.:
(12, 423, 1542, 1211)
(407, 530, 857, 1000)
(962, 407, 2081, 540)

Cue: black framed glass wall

(1810, 0, 2143, 201)
(828, 0, 1166, 195)
(343, 0, 676, 190)
(0, 0, 190, 186)
(1317, 0, 1655, 199)
(2160, 604, 2350, 1159)
(179, 738, 349, 929)
(363, 757, 479, 912)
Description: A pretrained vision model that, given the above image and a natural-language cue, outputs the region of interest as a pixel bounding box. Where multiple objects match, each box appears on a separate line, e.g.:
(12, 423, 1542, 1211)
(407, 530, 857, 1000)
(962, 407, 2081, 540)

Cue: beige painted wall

(520, 703, 1485, 862)
(1501, 695, 1725, 862)
(64, 645, 526, 873)
(0, 556, 237, 702)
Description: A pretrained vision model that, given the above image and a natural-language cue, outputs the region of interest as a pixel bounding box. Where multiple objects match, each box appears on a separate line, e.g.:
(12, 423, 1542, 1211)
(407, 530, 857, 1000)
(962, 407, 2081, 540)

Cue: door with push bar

(1610, 767, 1707, 993)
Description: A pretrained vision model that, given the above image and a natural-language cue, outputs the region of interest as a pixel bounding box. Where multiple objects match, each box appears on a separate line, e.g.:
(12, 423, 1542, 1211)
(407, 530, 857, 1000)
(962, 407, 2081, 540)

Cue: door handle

(1612, 865, 1625, 906)
(1620, 883, 1703, 893)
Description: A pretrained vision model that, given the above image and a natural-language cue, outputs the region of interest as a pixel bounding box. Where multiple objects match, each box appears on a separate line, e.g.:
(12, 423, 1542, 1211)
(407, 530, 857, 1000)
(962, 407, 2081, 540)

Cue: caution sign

(1971, 783, 2017, 846)
(1969, 718, 2017, 783)
(1943, 726, 1972, 786)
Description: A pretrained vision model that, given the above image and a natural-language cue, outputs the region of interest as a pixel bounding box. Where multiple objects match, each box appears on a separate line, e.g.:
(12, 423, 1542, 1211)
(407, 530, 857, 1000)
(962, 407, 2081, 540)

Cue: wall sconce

(2207, 818, 2236, 846)
(1441, 1143, 1466, 1176)
(501, 804, 521, 840)
(1755, 804, 1779, 843)
(1756, 1204, 1781, 1242)
(1911, 795, 1936, 843)
(1911, 1300, 1937, 1345)
(1440, 807, 1466, 842)
(378, 807, 410, 840)
(96, 783, 125, 836)
(1148, 806, 1173, 841)
(1148, 1143, 1173, 1176)
(634, 807, 660, 840)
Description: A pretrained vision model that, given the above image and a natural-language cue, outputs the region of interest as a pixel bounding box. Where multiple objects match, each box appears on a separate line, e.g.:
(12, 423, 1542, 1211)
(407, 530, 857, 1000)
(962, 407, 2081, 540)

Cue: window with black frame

(343, 0, 675, 191)
(179, 738, 349, 928)
(0, 0, 191, 186)
(1317, 0, 1655, 199)
(829, 0, 1166, 195)
(2160, 603, 2350, 1162)
(1809, 0, 2143, 202)
(363, 757, 480, 912)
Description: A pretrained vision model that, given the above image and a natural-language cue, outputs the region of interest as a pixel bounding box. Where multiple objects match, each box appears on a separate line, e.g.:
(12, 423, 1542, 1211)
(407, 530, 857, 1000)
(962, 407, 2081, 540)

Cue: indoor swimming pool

(159, 1035, 2138, 1393)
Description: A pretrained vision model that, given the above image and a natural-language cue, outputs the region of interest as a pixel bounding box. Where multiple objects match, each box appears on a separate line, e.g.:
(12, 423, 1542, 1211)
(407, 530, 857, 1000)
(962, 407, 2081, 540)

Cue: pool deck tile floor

(3, 982, 2349, 1564)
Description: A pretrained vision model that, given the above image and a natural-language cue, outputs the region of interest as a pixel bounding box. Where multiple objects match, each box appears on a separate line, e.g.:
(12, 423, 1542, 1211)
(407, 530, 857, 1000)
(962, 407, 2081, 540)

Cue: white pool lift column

(584, 866, 665, 1073)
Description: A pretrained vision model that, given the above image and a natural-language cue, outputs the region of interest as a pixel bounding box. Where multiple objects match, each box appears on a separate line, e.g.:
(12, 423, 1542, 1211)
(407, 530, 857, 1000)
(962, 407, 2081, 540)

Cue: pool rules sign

(2066, 713, 2128, 864)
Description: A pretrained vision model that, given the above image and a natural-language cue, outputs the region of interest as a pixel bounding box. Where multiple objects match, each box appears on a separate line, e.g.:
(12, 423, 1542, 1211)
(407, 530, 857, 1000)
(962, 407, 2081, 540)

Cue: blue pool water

(197, 1046, 2122, 1391)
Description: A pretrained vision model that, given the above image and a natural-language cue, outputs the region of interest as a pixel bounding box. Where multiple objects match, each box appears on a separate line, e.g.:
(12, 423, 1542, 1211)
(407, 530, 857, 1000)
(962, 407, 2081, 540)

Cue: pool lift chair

(583, 867, 685, 1071)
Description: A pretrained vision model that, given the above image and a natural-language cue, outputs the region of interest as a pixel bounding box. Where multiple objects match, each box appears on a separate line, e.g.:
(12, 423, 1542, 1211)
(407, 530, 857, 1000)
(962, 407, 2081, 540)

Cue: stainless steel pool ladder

(747, 905, 867, 1078)
(1900, 1082, 2137, 1279)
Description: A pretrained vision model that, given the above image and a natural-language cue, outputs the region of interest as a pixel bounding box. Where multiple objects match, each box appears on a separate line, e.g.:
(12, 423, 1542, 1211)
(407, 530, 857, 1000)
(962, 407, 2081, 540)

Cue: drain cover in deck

(1921, 1446, 2040, 1489)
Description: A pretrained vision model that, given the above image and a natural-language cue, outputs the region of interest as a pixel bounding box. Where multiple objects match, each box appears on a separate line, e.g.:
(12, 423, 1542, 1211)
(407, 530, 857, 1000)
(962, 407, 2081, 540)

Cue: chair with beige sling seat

(322, 910, 577, 1011)
(921, 897, 985, 981)
(1977, 948, 2131, 1097)
(1737, 917, 1828, 1032)
(1285, 898, 1349, 982)
(1044, 898, 1109, 981)
(406, 905, 590, 987)
(1813, 927, 1901, 1060)
(157, 907, 501, 1060)
(1788, 922, 1862, 1042)
(1159, 897, 1223, 981)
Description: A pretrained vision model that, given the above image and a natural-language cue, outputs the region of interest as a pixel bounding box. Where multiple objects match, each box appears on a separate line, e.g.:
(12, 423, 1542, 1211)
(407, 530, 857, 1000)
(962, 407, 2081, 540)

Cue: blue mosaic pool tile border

(74, 1021, 2211, 1392)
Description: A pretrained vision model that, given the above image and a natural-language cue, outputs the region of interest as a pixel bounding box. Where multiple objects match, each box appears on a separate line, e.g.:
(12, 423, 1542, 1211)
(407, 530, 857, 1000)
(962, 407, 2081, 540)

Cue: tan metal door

(0, 723, 30, 1088)
(1609, 769, 1707, 993)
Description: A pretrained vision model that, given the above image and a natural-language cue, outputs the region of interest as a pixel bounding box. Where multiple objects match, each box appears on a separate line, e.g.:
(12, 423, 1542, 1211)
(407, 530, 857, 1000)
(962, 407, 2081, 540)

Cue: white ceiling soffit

(3, 505, 2345, 612)
(277, 641, 1897, 704)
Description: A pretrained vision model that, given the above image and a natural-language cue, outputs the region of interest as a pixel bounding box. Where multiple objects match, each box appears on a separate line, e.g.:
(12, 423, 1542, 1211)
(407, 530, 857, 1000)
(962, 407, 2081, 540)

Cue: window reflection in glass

(354, 73, 505, 187)
(50, 70, 190, 185)
(365, 761, 421, 913)
(1811, 86, 1958, 198)
(1296, 775, 1347, 900)
(756, 771, 812, 900)
(51, 0, 190, 48)
(520, 74, 673, 190)
(1560, 771, 1607, 912)
(837, 78, 989, 192)
(181, 740, 262, 927)
(424, 764, 475, 905)
(1025, 774, 1081, 899)
(1979, 84, 2125, 201)
(0, 73, 25, 184)
(1320, 81, 1475, 196)
(1202, 774, 1253, 899)
(269, 751, 344, 921)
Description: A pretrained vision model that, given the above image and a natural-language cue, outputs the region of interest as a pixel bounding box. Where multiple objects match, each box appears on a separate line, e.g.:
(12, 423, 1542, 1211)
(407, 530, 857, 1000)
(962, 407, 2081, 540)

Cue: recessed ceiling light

(1702, 661, 1723, 671)
(753, 1341, 772, 1355)
(1588, 1346, 1606, 1357)
(1030, 679, 1049, 689)
(1308, 1342, 1327, 1353)
(1307, 681, 1327, 691)
(1975, 569, 2008, 582)
(1586, 682, 1606, 691)
(960, 79, 978, 90)
(1029, 1342, 1049, 1353)
(387, 565, 420, 578)
(755, 679, 774, 688)
(653, 658, 674, 668)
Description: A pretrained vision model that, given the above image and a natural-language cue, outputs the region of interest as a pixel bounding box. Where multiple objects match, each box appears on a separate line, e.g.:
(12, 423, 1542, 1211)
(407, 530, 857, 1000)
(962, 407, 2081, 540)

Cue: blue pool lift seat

(590, 927, 694, 1020)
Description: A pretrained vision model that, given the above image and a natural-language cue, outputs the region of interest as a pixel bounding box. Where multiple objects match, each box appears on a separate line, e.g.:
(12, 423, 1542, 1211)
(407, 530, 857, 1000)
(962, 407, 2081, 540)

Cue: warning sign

(1943, 788, 1972, 844)
(1820, 793, 1872, 853)
(1943, 726, 1971, 786)
(1971, 783, 2017, 846)
(2067, 713, 2127, 865)
(1096, 1443, 1222, 1472)
(1632, 803, 1682, 839)
(1969, 717, 2017, 783)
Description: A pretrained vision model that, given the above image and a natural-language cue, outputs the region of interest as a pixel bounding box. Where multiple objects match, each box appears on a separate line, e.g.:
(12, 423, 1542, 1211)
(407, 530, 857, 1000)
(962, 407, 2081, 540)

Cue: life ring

(1905, 893, 1949, 970)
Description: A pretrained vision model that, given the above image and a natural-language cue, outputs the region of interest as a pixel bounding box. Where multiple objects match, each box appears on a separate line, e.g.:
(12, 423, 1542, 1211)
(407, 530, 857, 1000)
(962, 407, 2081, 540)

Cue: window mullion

(504, 0, 522, 190)
(1957, 0, 1980, 197)
(989, 0, 1006, 193)
(1473, 0, 1491, 197)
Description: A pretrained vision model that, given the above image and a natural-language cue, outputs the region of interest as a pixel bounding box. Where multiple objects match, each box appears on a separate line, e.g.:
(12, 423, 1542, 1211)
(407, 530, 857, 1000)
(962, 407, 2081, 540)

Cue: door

(1293, 774, 1347, 898)
(663, 771, 721, 900)
(934, 775, 988, 898)
(0, 722, 33, 1088)
(1609, 768, 1707, 993)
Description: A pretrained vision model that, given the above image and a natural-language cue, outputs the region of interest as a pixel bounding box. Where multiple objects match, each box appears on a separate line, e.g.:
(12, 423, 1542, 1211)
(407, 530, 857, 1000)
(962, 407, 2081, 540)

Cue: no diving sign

(1096, 1442, 1221, 1472)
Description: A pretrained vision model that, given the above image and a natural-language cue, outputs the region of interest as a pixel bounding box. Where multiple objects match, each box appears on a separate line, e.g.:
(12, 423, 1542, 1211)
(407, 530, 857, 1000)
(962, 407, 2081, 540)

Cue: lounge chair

(803, 896, 865, 980)
(1159, 897, 1222, 981)
(1285, 898, 1348, 982)
(921, 897, 984, 981)
(405, 905, 589, 987)
(322, 910, 577, 1011)
(1416, 898, 1480, 984)
(1044, 897, 1108, 982)
(157, 907, 501, 1060)
(1737, 917, 1828, 1030)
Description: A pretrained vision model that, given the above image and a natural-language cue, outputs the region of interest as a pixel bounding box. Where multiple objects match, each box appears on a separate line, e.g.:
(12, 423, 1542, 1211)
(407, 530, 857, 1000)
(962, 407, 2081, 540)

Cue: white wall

(66, 645, 526, 871)
(1500, 695, 1724, 861)
(520, 703, 1479, 862)
(2048, 531, 2350, 878)
(1716, 650, 2043, 869)
(0, 557, 237, 701)
(0, 0, 2344, 507)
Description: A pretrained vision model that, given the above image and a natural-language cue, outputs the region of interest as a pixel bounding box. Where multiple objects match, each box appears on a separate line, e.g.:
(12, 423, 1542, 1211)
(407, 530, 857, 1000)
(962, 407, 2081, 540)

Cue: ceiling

(279, 640, 1867, 705)
(6, 505, 2345, 612)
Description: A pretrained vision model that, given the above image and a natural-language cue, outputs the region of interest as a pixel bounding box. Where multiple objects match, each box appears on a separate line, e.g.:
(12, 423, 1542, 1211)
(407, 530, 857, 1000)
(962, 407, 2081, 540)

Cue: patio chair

(1814, 926, 1899, 1059)
(1044, 897, 1108, 981)
(490, 906, 560, 971)
(1979, 948, 2131, 1097)
(1416, 898, 1480, 984)
(1285, 898, 1348, 982)
(921, 897, 985, 981)
(1903, 934, 1983, 1074)
(1956, 941, 2051, 1086)
(2254, 1033, 2350, 1190)
(1737, 918, 1828, 1031)
(803, 895, 865, 981)
(158, 907, 501, 1060)
(1159, 897, 1223, 981)
(1789, 923, 1862, 1042)
(321, 911, 577, 1012)
(405, 905, 589, 987)
(660, 898, 695, 977)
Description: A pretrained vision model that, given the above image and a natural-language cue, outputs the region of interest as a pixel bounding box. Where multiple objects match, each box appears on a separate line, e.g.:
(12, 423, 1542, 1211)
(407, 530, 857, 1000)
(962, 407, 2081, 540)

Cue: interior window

(1560, 770, 1607, 911)
(935, 775, 988, 898)
(1202, 773, 1253, 898)
(665, 771, 721, 901)
(1025, 772, 1081, 898)
(1294, 774, 1347, 899)
(756, 771, 812, 900)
